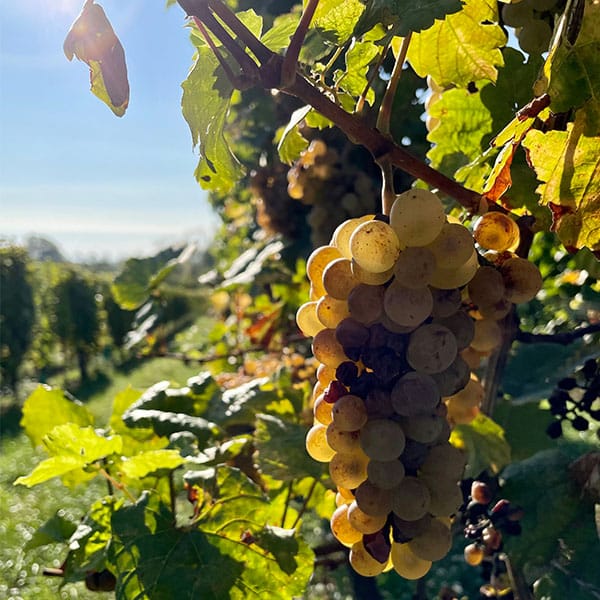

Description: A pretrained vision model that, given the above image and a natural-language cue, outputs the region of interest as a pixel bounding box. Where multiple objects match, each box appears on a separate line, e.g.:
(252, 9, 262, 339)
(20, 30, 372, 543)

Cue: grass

(0, 357, 206, 599)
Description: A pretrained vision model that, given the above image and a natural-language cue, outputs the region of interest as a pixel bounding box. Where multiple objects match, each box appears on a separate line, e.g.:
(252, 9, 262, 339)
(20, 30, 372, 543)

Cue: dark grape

(558, 377, 577, 390)
(546, 420, 563, 438)
(571, 415, 589, 431)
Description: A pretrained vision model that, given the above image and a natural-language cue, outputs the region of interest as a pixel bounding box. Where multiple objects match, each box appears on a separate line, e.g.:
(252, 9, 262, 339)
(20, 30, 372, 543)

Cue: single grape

(322, 257, 359, 300)
(351, 258, 394, 285)
(391, 371, 441, 417)
(471, 481, 493, 505)
(296, 301, 324, 337)
(517, 19, 553, 55)
(313, 393, 333, 425)
(430, 287, 462, 318)
(464, 542, 484, 566)
(391, 476, 431, 521)
(400, 414, 445, 444)
(330, 504, 363, 547)
(332, 394, 368, 431)
(347, 500, 388, 534)
(360, 419, 406, 461)
(332, 215, 374, 259)
(431, 355, 471, 397)
(305, 424, 336, 462)
(390, 189, 446, 247)
(434, 309, 475, 350)
(317, 294, 351, 329)
(367, 459, 406, 490)
(393, 247, 437, 288)
(306, 245, 343, 297)
(383, 282, 433, 328)
(348, 284, 385, 324)
(326, 422, 362, 453)
(354, 481, 394, 517)
(470, 319, 503, 353)
(428, 248, 479, 289)
(350, 220, 401, 273)
(408, 518, 452, 561)
(349, 539, 388, 576)
(467, 265, 506, 307)
(406, 323, 458, 374)
(473, 212, 521, 252)
(329, 450, 369, 489)
(312, 328, 349, 368)
(500, 256, 543, 303)
(391, 542, 432, 579)
(426, 223, 475, 270)
(501, 2, 534, 27)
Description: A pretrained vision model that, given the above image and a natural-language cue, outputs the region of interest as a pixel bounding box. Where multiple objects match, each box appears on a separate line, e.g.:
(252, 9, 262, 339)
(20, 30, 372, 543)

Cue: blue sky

(0, 0, 219, 262)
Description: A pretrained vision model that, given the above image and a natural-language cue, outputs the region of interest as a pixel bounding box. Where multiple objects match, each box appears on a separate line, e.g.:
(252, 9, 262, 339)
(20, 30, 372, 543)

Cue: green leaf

(25, 512, 78, 551)
(261, 13, 300, 52)
(427, 87, 493, 176)
(407, 0, 506, 87)
(522, 108, 600, 253)
(501, 446, 600, 595)
(109, 486, 313, 599)
(65, 496, 123, 582)
(544, 0, 600, 135)
(310, 0, 365, 45)
(277, 106, 311, 165)
(254, 525, 300, 575)
(63, 1, 129, 116)
(182, 44, 243, 191)
(122, 409, 221, 444)
(111, 244, 195, 310)
(354, 0, 464, 38)
(450, 413, 511, 478)
(334, 40, 380, 103)
(119, 450, 185, 479)
(14, 455, 92, 487)
(21, 385, 94, 448)
(254, 414, 325, 481)
(203, 378, 279, 428)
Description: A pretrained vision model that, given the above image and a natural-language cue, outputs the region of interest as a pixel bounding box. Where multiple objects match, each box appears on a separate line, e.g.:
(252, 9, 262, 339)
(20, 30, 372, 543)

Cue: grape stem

(175, 0, 494, 215)
(281, 0, 320, 87)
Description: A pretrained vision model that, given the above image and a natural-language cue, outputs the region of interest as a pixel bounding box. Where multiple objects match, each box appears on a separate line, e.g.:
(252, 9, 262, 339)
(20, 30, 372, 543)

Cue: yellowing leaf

(407, 0, 506, 87)
(21, 385, 94, 448)
(63, 1, 129, 116)
(119, 450, 185, 479)
(522, 107, 600, 253)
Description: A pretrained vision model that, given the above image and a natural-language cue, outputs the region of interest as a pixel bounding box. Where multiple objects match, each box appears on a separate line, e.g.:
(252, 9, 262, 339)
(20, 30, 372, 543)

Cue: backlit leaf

(21, 385, 94, 448)
(354, 0, 464, 38)
(450, 413, 511, 478)
(407, 0, 506, 87)
(119, 449, 186, 479)
(310, 0, 365, 44)
(63, 1, 129, 116)
(522, 108, 600, 253)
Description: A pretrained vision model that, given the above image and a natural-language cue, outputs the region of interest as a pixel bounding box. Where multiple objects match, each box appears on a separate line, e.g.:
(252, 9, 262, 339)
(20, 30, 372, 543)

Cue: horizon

(0, 1, 221, 262)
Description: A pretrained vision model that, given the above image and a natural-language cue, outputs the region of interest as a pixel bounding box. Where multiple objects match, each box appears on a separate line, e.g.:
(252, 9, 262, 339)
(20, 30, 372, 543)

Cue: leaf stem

(282, 0, 320, 87)
(290, 478, 317, 529)
(280, 480, 294, 528)
(356, 42, 389, 114)
(376, 33, 412, 135)
(98, 467, 137, 503)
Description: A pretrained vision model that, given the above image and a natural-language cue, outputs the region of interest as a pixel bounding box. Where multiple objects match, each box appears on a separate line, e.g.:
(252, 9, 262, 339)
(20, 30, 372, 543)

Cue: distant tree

(0, 246, 35, 394)
(104, 290, 135, 350)
(52, 270, 100, 381)
(26, 236, 66, 263)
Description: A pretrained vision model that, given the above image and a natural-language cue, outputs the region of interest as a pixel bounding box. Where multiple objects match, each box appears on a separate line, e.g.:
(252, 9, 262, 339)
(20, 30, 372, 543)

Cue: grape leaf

(110, 482, 313, 598)
(277, 106, 311, 165)
(119, 450, 186, 479)
(522, 108, 600, 254)
(254, 414, 325, 481)
(310, 0, 365, 45)
(501, 446, 600, 595)
(450, 413, 510, 478)
(20, 385, 94, 448)
(111, 244, 196, 310)
(65, 496, 123, 582)
(543, 0, 600, 135)
(181, 45, 243, 191)
(63, 1, 129, 116)
(407, 0, 506, 87)
(122, 409, 221, 443)
(334, 40, 380, 103)
(25, 512, 78, 551)
(203, 378, 279, 428)
(15, 424, 123, 487)
(354, 0, 464, 38)
(261, 13, 300, 52)
(427, 87, 493, 176)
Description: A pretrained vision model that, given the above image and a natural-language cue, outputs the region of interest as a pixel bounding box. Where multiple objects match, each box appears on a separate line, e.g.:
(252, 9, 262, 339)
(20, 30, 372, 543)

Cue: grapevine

(299, 189, 543, 578)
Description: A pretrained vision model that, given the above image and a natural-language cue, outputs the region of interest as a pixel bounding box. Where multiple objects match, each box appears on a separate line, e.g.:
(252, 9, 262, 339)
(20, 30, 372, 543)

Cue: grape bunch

(546, 358, 600, 439)
(297, 189, 542, 578)
(461, 480, 524, 599)
(500, 0, 564, 56)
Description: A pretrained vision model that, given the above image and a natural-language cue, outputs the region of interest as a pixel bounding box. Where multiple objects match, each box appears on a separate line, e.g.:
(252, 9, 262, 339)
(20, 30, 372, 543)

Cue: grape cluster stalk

(297, 189, 542, 578)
